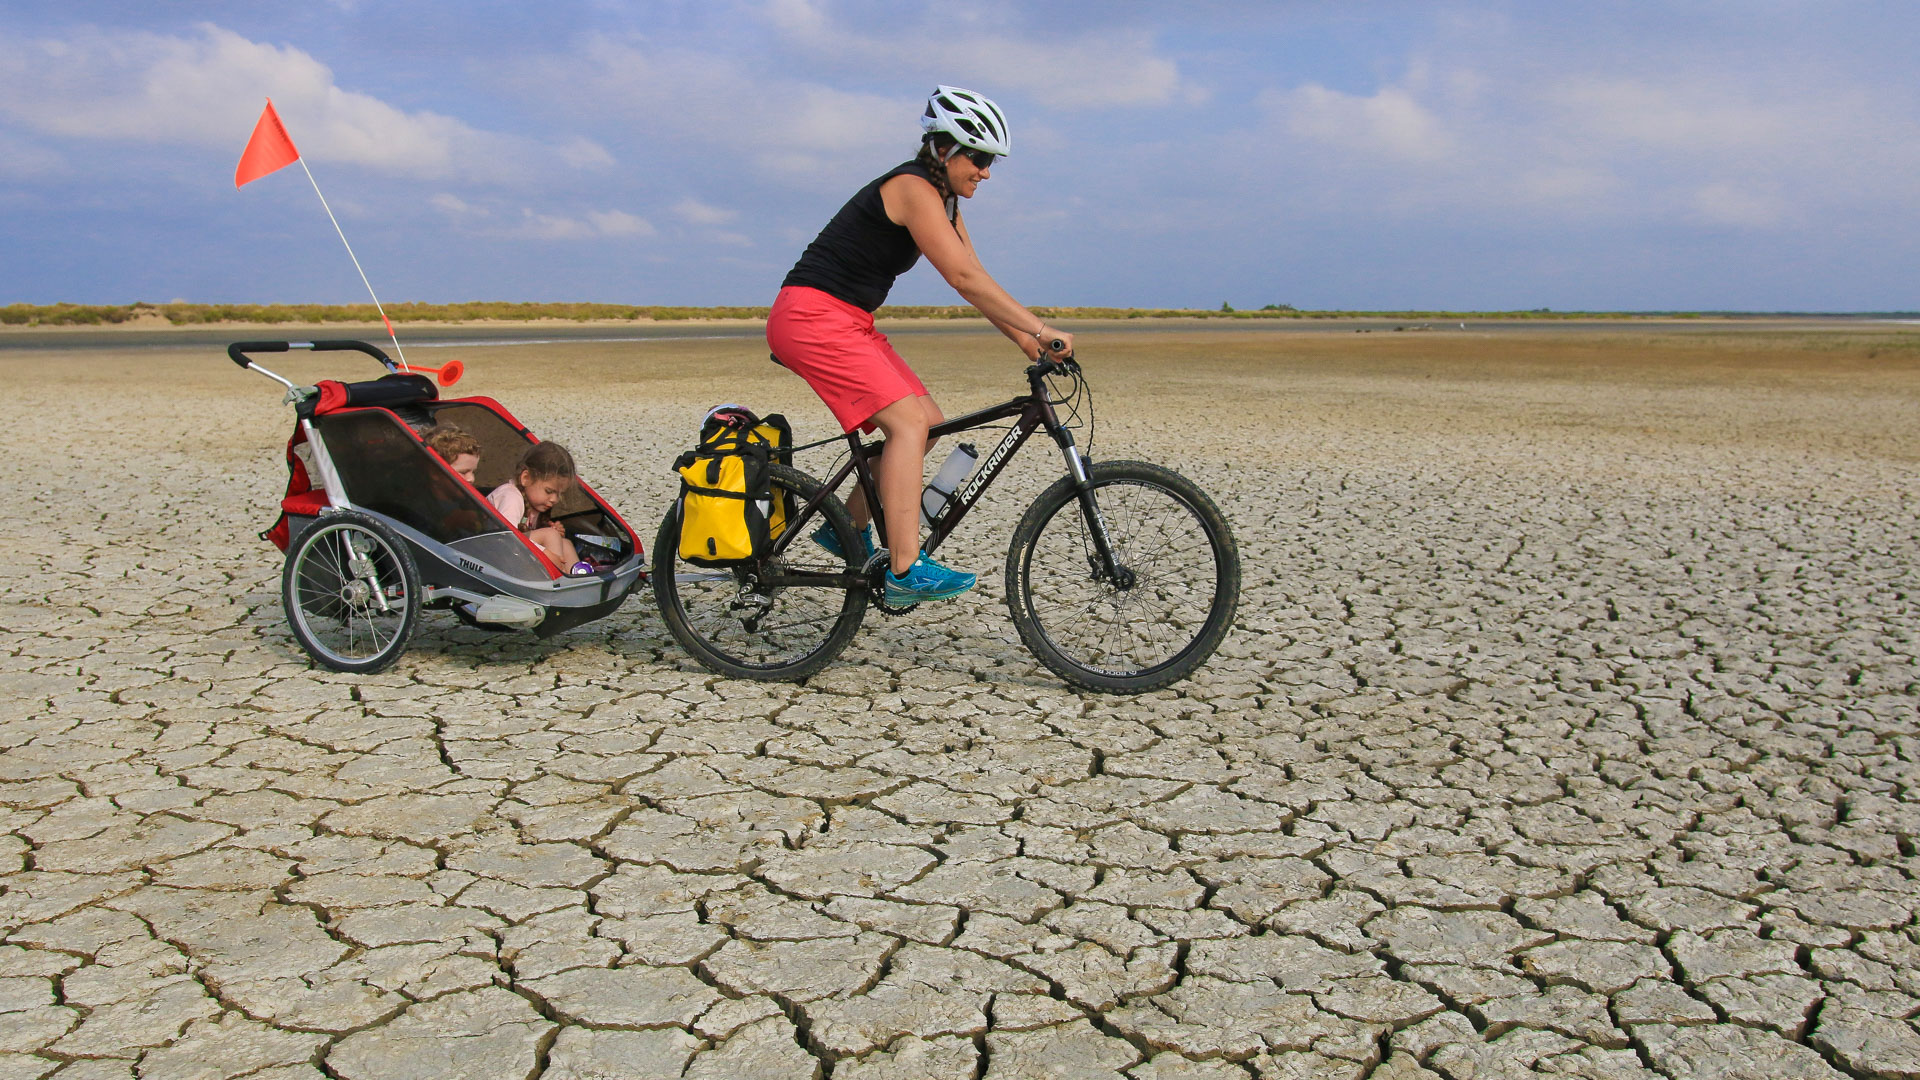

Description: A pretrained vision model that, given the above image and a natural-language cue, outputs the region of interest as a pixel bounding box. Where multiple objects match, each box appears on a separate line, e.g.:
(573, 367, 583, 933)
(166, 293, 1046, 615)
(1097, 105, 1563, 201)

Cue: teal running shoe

(812, 522, 875, 563)
(885, 552, 976, 607)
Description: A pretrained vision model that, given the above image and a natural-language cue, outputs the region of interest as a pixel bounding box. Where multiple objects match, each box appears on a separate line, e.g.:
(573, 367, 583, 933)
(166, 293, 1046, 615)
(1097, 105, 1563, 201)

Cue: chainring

(864, 551, 918, 617)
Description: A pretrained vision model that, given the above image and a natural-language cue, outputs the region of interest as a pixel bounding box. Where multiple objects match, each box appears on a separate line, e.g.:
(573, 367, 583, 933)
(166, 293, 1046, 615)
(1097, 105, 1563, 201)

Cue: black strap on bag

(751, 413, 794, 534)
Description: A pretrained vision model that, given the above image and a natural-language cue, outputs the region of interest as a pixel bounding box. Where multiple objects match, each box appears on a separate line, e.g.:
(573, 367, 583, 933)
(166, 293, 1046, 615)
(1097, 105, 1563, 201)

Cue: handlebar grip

(1044, 337, 1067, 354)
(309, 340, 398, 370)
(228, 340, 290, 368)
(225, 339, 397, 371)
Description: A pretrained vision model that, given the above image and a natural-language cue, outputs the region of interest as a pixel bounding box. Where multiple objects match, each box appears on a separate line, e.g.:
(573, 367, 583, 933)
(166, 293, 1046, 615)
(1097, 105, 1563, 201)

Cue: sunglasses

(953, 146, 999, 169)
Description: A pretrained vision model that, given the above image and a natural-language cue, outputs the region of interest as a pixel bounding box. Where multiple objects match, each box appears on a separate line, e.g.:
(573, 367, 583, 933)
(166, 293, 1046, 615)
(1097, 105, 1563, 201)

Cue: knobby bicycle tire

(1006, 460, 1240, 692)
(652, 464, 868, 681)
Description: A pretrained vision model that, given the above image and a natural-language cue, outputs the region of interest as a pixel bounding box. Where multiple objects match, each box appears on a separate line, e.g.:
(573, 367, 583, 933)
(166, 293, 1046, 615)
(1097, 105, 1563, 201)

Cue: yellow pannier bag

(674, 408, 792, 567)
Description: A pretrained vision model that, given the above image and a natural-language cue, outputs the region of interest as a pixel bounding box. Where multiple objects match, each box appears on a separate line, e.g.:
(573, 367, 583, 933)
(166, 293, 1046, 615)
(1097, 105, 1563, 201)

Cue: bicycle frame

(762, 362, 1125, 589)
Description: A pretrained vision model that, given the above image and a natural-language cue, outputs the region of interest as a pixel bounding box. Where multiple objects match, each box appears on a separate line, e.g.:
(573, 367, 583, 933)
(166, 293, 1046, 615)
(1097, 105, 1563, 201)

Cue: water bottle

(921, 443, 979, 527)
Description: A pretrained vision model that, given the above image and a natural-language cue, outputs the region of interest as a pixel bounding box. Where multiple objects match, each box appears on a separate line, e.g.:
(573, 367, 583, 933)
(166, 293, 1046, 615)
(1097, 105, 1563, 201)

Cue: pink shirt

(487, 483, 546, 532)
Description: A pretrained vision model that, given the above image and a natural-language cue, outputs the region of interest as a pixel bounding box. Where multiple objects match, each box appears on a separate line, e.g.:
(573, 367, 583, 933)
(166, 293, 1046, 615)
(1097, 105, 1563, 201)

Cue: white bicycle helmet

(921, 85, 1011, 157)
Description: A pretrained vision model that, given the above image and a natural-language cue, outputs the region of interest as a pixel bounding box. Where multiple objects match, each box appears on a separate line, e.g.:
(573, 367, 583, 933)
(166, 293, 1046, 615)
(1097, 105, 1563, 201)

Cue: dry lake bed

(2, 321, 1917, 1079)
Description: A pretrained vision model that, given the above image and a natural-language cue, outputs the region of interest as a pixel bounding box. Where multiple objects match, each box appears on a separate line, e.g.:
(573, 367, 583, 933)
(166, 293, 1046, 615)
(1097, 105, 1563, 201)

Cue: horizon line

(6, 300, 1920, 328)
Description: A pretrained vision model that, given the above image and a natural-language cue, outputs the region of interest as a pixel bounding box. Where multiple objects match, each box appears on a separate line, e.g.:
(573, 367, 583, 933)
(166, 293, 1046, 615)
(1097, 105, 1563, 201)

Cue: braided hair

(914, 134, 960, 225)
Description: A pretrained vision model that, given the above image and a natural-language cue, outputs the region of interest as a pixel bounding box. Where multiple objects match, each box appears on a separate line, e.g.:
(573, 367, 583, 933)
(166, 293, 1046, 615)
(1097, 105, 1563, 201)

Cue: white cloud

(1531, 71, 1920, 222)
(587, 209, 656, 236)
(556, 137, 616, 169)
(599, 32, 897, 155)
(431, 194, 650, 238)
(763, 0, 829, 37)
(517, 209, 593, 240)
(0, 23, 609, 182)
(1512, 165, 1617, 205)
(674, 197, 738, 225)
(0, 131, 65, 179)
(1691, 183, 1784, 228)
(523, 35, 906, 183)
(1547, 77, 1790, 151)
(511, 7, 1193, 185)
(769, 85, 903, 154)
(514, 207, 654, 240)
(762, 2, 1189, 111)
(429, 192, 485, 217)
(1237, 47, 1920, 235)
(1269, 83, 1453, 163)
(927, 29, 1183, 111)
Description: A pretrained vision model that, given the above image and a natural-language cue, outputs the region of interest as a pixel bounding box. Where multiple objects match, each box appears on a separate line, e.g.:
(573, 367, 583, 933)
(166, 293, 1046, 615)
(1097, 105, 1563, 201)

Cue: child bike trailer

(231, 340, 646, 673)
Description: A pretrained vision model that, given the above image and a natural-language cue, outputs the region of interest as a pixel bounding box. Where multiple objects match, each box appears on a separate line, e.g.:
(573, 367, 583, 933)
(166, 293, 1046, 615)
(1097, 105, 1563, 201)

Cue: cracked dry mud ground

(2, 324, 1918, 1080)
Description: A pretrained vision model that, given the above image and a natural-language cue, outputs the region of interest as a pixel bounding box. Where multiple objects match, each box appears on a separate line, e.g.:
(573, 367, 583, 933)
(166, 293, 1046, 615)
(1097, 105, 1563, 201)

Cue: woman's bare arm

(882, 175, 1070, 359)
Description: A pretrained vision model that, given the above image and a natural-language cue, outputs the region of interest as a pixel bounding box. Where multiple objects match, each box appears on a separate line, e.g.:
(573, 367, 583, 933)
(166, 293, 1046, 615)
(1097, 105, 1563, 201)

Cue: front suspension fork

(1060, 436, 1134, 589)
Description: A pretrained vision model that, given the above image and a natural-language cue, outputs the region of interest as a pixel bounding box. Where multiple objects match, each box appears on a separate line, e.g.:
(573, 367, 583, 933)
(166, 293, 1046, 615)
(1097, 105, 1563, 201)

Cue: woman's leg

(847, 396, 944, 532)
(919, 396, 947, 447)
(866, 396, 934, 575)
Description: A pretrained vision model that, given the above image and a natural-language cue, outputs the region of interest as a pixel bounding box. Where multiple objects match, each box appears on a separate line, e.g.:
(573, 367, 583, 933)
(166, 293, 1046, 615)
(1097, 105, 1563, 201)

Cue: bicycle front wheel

(652, 463, 868, 681)
(1006, 460, 1240, 693)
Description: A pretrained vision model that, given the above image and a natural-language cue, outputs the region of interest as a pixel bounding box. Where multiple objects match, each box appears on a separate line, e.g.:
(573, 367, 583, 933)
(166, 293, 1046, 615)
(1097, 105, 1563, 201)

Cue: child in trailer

(422, 423, 481, 484)
(488, 441, 588, 573)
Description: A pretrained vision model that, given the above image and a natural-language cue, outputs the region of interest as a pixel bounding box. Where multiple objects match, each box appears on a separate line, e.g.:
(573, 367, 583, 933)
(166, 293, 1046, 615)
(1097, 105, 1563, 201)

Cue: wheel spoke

(286, 519, 417, 672)
(1016, 472, 1231, 682)
(655, 466, 867, 678)
(741, 612, 843, 636)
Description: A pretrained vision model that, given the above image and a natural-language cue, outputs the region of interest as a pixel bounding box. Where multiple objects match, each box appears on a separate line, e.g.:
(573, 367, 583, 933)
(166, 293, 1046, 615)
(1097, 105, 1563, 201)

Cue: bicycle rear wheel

(1006, 460, 1240, 693)
(652, 464, 868, 681)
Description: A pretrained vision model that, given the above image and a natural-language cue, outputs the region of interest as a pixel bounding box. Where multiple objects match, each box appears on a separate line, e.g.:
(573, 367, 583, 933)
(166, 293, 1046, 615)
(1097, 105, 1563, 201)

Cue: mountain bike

(652, 350, 1240, 692)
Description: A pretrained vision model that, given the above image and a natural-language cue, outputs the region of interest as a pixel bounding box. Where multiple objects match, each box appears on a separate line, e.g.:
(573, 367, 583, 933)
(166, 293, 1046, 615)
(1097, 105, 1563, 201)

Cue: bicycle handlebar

(227, 340, 398, 372)
(1026, 352, 1081, 379)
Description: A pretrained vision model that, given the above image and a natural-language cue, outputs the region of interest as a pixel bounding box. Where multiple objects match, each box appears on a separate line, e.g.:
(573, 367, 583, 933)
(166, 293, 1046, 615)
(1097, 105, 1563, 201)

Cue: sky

(2, 1, 1916, 311)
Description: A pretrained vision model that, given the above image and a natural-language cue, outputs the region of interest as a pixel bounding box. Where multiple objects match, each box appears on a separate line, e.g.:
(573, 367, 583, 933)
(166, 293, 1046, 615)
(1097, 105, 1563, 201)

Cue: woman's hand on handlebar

(1025, 325, 1073, 361)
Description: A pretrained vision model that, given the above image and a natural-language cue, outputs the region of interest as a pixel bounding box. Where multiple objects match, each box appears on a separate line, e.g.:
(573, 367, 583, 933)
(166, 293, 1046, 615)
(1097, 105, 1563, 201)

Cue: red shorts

(767, 285, 927, 434)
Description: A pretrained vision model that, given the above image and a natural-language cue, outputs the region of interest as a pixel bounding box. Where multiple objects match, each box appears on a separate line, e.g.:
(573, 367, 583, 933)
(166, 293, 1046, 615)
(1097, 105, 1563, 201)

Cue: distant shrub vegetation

(0, 301, 770, 326)
(0, 300, 1674, 327)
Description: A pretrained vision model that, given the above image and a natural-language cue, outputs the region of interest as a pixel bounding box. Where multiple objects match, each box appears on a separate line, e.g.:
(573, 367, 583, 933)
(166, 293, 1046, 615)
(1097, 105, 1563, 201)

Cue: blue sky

(2, 1, 1916, 310)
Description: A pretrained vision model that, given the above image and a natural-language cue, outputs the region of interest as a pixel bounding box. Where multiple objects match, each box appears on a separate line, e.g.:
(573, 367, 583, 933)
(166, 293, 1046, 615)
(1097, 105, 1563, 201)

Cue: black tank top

(782, 162, 954, 313)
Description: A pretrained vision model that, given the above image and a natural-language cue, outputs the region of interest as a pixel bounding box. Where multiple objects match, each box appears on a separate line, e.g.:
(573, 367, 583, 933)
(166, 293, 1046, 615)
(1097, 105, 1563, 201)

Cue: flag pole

(296, 157, 409, 370)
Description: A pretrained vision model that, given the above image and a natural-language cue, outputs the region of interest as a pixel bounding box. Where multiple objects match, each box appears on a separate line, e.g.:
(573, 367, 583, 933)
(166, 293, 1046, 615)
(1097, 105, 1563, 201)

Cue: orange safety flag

(234, 99, 300, 188)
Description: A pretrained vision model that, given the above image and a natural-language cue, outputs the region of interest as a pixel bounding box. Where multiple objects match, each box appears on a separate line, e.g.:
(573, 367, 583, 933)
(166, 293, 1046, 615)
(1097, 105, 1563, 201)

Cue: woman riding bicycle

(767, 85, 1073, 608)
